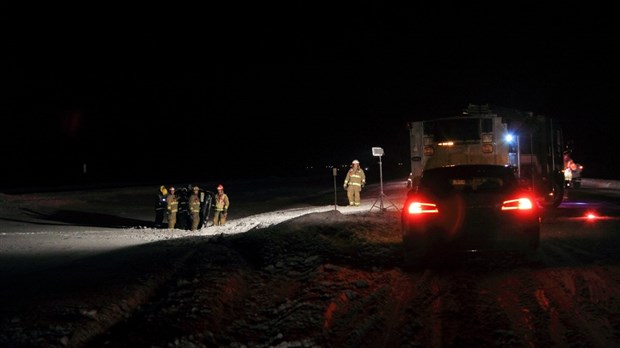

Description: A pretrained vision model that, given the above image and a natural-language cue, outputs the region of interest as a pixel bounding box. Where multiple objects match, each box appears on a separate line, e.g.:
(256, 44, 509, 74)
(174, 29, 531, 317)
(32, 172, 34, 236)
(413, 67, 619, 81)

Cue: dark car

(401, 164, 541, 266)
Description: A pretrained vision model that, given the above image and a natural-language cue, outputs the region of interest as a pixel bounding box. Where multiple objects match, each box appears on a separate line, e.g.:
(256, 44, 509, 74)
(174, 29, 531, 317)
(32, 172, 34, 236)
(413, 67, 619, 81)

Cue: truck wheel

(539, 180, 564, 209)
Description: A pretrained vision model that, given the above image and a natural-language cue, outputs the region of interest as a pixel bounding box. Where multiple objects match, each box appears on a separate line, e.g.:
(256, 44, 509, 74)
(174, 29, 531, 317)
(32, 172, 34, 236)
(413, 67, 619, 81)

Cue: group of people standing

(155, 184, 230, 231)
(153, 159, 365, 231)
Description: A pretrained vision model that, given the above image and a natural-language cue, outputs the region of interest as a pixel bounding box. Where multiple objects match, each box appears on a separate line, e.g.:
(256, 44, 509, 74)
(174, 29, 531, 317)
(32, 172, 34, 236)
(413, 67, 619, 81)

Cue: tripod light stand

(370, 147, 400, 212)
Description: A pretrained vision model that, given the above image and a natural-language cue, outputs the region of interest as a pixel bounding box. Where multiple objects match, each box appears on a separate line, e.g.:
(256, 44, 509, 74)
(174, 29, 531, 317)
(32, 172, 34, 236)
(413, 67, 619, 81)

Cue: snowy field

(0, 178, 407, 278)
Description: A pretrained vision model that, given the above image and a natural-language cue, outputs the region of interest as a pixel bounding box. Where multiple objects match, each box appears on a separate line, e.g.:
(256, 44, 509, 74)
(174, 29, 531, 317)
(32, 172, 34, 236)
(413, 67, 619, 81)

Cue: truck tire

(538, 178, 564, 209)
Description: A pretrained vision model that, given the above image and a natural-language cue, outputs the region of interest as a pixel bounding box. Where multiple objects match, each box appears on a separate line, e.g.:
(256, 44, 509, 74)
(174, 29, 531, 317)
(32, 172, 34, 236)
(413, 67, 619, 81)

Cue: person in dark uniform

(155, 185, 167, 228)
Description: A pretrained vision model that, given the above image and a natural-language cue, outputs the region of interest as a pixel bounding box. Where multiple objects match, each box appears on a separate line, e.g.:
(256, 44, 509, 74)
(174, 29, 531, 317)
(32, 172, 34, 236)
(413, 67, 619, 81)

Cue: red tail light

(407, 201, 439, 214)
(501, 198, 533, 211)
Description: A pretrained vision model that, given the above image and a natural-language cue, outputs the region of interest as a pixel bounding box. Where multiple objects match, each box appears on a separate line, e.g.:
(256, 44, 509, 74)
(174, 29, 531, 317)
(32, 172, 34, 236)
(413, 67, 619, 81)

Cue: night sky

(3, 3, 619, 189)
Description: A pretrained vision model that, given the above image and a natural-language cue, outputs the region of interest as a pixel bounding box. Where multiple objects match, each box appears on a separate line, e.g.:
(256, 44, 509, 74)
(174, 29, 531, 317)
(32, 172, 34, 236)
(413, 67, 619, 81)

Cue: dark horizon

(3, 4, 619, 189)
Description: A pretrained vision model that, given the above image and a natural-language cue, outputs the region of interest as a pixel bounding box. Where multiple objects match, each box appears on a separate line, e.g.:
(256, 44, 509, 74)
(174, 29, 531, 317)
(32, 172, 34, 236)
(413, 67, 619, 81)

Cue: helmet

(217, 184, 224, 190)
(352, 159, 360, 164)
(193, 186, 199, 191)
(169, 186, 175, 191)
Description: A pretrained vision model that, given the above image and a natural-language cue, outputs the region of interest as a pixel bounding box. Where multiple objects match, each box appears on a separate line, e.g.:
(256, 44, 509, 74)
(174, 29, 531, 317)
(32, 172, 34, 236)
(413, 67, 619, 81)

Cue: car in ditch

(401, 164, 541, 266)
(169, 184, 214, 230)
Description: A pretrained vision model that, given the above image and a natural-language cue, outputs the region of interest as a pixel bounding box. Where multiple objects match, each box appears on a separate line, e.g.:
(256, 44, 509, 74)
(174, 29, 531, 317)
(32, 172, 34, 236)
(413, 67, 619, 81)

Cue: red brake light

(407, 201, 439, 214)
(501, 198, 533, 211)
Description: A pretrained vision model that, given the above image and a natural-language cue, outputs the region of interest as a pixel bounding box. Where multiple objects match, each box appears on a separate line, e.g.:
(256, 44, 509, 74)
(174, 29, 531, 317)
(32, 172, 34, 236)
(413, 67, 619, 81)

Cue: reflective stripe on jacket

(167, 194, 178, 213)
(189, 194, 201, 213)
(344, 168, 366, 187)
(215, 193, 229, 211)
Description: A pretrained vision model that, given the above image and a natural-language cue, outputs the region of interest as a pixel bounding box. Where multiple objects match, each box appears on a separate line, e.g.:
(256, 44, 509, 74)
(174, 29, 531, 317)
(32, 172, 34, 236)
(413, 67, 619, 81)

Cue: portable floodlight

(369, 147, 399, 213)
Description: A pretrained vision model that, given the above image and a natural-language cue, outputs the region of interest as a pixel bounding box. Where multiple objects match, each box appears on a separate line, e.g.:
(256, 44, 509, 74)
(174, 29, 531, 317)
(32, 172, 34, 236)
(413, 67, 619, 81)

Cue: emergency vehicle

(407, 104, 567, 208)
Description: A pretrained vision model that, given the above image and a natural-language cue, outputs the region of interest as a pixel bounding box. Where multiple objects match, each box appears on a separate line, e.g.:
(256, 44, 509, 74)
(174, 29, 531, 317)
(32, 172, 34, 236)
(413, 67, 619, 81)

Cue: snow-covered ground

(0, 178, 407, 278)
(0, 178, 412, 347)
(4, 178, 620, 348)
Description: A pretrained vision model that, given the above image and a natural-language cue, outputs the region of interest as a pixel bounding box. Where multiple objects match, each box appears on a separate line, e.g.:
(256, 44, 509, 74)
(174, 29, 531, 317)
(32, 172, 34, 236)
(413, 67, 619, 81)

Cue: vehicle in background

(401, 164, 541, 266)
(407, 104, 567, 209)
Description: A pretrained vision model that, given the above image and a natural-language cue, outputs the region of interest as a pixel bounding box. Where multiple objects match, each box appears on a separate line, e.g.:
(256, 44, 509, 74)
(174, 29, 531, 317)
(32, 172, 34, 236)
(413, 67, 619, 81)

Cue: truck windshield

(424, 118, 481, 142)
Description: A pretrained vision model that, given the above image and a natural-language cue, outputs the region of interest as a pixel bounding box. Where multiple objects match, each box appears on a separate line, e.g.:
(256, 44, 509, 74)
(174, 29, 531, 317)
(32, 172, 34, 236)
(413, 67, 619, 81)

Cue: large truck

(407, 104, 567, 208)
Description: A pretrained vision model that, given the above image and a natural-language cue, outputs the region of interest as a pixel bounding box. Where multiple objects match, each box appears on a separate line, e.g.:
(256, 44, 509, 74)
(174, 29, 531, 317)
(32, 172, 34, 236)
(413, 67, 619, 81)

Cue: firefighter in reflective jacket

(189, 186, 202, 231)
(166, 186, 179, 229)
(343, 159, 366, 206)
(213, 184, 230, 226)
